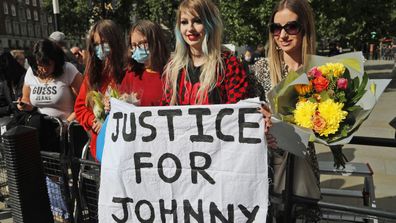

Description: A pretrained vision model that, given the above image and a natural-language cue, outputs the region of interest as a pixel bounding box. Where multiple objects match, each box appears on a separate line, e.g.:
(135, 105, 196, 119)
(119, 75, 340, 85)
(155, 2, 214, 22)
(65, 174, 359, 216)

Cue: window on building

(26, 9, 31, 20)
(11, 4, 16, 16)
(3, 2, 8, 14)
(42, 25, 48, 37)
(32, 0, 37, 6)
(28, 24, 34, 37)
(5, 20, 12, 34)
(33, 10, 38, 21)
(20, 23, 27, 36)
(25, 0, 30, 5)
(35, 24, 41, 37)
(13, 22, 19, 35)
(18, 8, 26, 21)
(48, 25, 54, 34)
(41, 13, 47, 24)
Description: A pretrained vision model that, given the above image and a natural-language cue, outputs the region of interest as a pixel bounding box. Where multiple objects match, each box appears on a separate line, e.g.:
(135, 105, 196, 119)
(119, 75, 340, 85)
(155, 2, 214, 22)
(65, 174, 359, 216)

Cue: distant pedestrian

(70, 46, 85, 72)
(253, 43, 265, 62)
(49, 31, 84, 73)
(242, 49, 255, 75)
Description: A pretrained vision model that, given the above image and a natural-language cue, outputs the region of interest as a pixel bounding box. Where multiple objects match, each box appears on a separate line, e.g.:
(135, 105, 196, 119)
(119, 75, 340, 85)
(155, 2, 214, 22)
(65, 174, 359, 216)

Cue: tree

(42, 0, 91, 38)
(219, 0, 274, 47)
(311, 0, 396, 51)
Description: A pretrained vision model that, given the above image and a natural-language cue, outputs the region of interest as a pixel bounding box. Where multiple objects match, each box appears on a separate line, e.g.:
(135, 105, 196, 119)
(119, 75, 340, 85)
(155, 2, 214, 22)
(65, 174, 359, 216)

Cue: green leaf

(308, 97, 317, 103)
(320, 91, 330, 101)
(283, 106, 295, 114)
(346, 105, 362, 112)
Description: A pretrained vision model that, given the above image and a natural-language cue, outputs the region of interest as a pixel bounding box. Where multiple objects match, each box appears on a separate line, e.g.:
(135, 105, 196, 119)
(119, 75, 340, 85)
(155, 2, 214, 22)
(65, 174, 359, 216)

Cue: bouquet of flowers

(267, 52, 390, 167)
(86, 87, 140, 123)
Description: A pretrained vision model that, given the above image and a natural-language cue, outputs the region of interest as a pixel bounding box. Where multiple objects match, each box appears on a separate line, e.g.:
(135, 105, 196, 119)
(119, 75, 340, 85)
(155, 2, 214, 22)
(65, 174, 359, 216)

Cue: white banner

(99, 99, 268, 222)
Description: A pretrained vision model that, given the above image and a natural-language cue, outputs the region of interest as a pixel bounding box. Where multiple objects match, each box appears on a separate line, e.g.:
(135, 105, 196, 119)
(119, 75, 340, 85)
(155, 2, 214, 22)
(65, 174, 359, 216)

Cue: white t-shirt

(24, 62, 79, 121)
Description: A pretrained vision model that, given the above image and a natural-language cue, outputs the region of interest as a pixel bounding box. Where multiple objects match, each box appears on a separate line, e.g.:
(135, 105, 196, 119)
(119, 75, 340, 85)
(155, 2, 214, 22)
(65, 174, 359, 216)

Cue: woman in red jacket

(120, 20, 170, 106)
(74, 20, 126, 159)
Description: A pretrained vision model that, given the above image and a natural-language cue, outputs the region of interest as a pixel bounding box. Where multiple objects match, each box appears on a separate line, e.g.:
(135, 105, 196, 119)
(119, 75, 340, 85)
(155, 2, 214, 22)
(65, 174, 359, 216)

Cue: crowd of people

(0, 0, 324, 221)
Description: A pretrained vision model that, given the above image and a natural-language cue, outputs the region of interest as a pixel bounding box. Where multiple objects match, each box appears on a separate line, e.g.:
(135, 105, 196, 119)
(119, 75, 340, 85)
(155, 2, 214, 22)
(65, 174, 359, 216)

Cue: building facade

(0, 0, 54, 51)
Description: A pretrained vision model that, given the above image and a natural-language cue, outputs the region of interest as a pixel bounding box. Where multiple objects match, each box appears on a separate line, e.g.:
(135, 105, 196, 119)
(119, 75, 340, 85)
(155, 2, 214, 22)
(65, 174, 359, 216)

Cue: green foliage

(311, 0, 396, 50)
(350, 72, 368, 104)
(42, 0, 396, 51)
(43, 0, 91, 38)
(219, 0, 274, 46)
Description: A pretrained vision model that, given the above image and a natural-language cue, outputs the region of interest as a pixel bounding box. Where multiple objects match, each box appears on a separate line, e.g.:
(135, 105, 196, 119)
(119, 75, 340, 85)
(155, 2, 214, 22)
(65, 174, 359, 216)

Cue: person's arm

(74, 77, 95, 131)
(66, 72, 83, 123)
(70, 72, 83, 96)
(160, 74, 172, 106)
(17, 84, 34, 111)
(223, 54, 249, 103)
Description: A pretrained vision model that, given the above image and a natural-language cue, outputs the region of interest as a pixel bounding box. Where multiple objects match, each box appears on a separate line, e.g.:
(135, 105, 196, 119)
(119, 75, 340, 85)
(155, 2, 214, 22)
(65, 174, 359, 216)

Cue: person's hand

(258, 104, 272, 133)
(265, 133, 278, 150)
(16, 98, 28, 111)
(104, 96, 110, 114)
(92, 119, 102, 133)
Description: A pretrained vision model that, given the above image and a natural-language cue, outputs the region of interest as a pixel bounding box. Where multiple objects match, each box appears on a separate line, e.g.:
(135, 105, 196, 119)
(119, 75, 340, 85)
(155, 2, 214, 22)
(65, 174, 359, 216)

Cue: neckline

(38, 76, 54, 86)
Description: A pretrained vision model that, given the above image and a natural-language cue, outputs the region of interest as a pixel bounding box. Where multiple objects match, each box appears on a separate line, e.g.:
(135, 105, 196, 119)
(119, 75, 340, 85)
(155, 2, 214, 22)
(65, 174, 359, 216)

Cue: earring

(276, 46, 282, 51)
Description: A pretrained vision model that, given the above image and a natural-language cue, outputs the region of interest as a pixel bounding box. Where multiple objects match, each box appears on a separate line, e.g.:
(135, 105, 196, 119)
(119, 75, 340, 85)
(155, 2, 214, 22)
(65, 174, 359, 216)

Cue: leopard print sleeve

(251, 58, 272, 102)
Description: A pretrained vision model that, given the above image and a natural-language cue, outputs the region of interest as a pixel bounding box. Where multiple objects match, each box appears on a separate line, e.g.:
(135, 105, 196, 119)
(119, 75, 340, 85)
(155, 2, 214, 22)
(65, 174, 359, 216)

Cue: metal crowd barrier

(0, 115, 395, 222)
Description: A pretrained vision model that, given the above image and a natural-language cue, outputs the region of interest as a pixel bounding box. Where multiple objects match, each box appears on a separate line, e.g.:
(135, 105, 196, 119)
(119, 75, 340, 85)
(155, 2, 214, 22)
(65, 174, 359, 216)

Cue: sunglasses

(269, 21, 302, 36)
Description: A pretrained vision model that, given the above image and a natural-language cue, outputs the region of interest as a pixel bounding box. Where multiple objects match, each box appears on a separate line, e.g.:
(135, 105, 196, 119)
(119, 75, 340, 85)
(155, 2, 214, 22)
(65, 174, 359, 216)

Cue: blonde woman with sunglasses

(251, 0, 321, 221)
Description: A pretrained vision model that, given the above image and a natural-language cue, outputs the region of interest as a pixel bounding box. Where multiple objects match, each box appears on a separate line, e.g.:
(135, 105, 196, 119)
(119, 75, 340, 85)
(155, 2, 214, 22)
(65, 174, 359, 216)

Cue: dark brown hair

(32, 38, 65, 78)
(85, 20, 126, 90)
(128, 20, 170, 77)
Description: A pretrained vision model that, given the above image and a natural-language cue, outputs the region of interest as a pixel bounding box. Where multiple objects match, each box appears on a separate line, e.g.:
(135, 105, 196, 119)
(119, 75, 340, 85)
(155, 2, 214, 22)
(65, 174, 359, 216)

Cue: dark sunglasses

(269, 21, 302, 36)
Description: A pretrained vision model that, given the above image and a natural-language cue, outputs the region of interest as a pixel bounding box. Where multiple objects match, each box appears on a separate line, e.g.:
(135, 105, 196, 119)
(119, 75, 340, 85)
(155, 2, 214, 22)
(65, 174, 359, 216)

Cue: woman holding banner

(74, 20, 127, 159)
(251, 0, 321, 221)
(161, 0, 249, 106)
(161, 0, 273, 143)
(119, 20, 170, 106)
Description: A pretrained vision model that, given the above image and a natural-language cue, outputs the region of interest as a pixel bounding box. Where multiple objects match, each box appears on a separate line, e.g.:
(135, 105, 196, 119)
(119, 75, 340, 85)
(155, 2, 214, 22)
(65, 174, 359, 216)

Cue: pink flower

(337, 78, 348, 90)
(308, 67, 322, 79)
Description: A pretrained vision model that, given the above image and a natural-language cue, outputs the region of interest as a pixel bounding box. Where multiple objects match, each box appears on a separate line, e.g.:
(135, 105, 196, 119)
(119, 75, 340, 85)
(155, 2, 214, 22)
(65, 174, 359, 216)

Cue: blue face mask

(95, 43, 110, 61)
(132, 47, 149, 64)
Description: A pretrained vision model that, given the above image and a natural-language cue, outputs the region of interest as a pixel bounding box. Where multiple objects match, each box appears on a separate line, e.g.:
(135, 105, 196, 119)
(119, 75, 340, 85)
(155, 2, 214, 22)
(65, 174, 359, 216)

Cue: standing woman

(161, 0, 249, 105)
(120, 20, 170, 106)
(252, 0, 320, 220)
(74, 20, 126, 159)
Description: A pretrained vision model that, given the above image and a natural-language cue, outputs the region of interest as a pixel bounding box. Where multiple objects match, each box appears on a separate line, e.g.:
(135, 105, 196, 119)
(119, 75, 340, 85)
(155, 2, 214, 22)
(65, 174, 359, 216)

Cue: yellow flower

(318, 63, 345, 78)
(293, 100, 317, 129)
(316, 99, 348, 136)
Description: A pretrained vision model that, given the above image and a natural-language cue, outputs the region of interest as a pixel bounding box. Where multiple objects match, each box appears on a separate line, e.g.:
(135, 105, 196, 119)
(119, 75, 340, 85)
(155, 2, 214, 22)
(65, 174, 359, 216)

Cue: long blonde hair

(268, 0, 316, 86)
(164, 0, 223, 105)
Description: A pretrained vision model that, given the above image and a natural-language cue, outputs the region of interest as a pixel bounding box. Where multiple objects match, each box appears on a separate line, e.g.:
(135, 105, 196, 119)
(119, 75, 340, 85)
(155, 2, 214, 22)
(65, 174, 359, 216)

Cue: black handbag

(8, 111, 59, 151)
